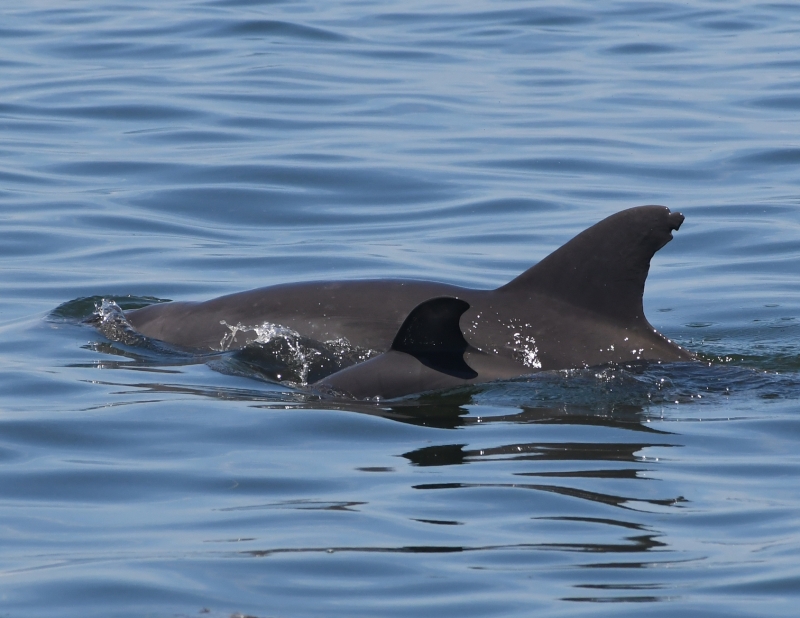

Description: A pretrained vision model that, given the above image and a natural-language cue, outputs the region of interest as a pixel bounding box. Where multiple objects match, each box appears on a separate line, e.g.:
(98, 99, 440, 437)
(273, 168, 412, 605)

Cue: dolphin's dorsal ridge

(391, 297, 478, 379)
(500, 205, 684, 324)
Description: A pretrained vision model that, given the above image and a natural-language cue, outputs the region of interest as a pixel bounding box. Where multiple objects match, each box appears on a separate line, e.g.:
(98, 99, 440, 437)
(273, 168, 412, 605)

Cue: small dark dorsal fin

(499, 205, 684, 324)
(391, 297, 478, 379)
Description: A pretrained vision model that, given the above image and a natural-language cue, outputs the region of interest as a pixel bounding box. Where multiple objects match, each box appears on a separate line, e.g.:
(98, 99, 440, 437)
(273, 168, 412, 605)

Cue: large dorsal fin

(499, 206, 684, 324)
(391, 297, 478, 379)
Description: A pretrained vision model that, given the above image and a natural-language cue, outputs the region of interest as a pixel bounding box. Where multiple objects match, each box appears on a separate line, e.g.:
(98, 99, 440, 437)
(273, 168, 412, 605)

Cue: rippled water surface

(2, 1, 800, 616)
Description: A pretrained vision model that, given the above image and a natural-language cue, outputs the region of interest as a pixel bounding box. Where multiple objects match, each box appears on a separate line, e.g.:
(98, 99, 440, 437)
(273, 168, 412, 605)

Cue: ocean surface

(2, 1, 800, 616)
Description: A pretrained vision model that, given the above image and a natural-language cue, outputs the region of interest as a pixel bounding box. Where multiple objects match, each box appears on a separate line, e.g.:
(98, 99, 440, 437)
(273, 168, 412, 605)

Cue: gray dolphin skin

(126, 205, 692, 394)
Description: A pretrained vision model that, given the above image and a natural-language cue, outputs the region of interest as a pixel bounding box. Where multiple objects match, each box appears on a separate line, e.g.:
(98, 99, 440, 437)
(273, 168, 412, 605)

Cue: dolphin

(126, 205, 692, 374)
(314, 297, 527, 400)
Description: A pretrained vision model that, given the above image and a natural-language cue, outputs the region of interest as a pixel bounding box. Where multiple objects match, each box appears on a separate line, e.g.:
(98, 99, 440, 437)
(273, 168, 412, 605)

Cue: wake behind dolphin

(125, 206, 692, 399)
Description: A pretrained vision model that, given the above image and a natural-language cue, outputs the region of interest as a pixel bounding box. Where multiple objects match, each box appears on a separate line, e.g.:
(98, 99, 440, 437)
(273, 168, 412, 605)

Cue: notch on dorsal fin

(391, 297, 478, 379)
(499, 206, 684, 324)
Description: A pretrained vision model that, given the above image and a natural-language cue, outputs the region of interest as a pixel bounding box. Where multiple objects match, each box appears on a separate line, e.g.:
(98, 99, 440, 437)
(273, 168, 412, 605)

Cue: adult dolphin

(126, 205, 692, 371)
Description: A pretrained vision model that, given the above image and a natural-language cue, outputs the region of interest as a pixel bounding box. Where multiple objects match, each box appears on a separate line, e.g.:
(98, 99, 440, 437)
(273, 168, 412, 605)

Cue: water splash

(222, 321, 379, 386)
(512, 331, 542, 369)
(76, 301, 379, 387)
(92, 299, 150, 347)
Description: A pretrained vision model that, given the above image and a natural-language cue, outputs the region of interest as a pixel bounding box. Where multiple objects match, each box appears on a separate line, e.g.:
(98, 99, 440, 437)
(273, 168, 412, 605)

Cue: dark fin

(498, 205, 684, 324)
(391, 297, 478, 379)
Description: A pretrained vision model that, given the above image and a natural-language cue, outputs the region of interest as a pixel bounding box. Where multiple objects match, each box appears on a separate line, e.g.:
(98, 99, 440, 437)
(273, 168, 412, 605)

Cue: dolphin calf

(126, 206, 692, 376)
(315, 297, 528, 400)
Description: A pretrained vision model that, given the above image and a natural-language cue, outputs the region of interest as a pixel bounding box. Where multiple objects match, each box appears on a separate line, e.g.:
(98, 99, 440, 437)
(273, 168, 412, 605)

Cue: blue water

(2, 1, 800, 616)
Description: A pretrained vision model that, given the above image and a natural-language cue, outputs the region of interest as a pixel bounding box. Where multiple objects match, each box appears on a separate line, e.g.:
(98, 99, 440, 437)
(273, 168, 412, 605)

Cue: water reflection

(460, 404, 672, 433)
(239, 537, 669, 558)
(216, 500, 367, 513)
(75, 373, 680, 432)
(411, 481, 685, 512)
(403, 440, 674, 467)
